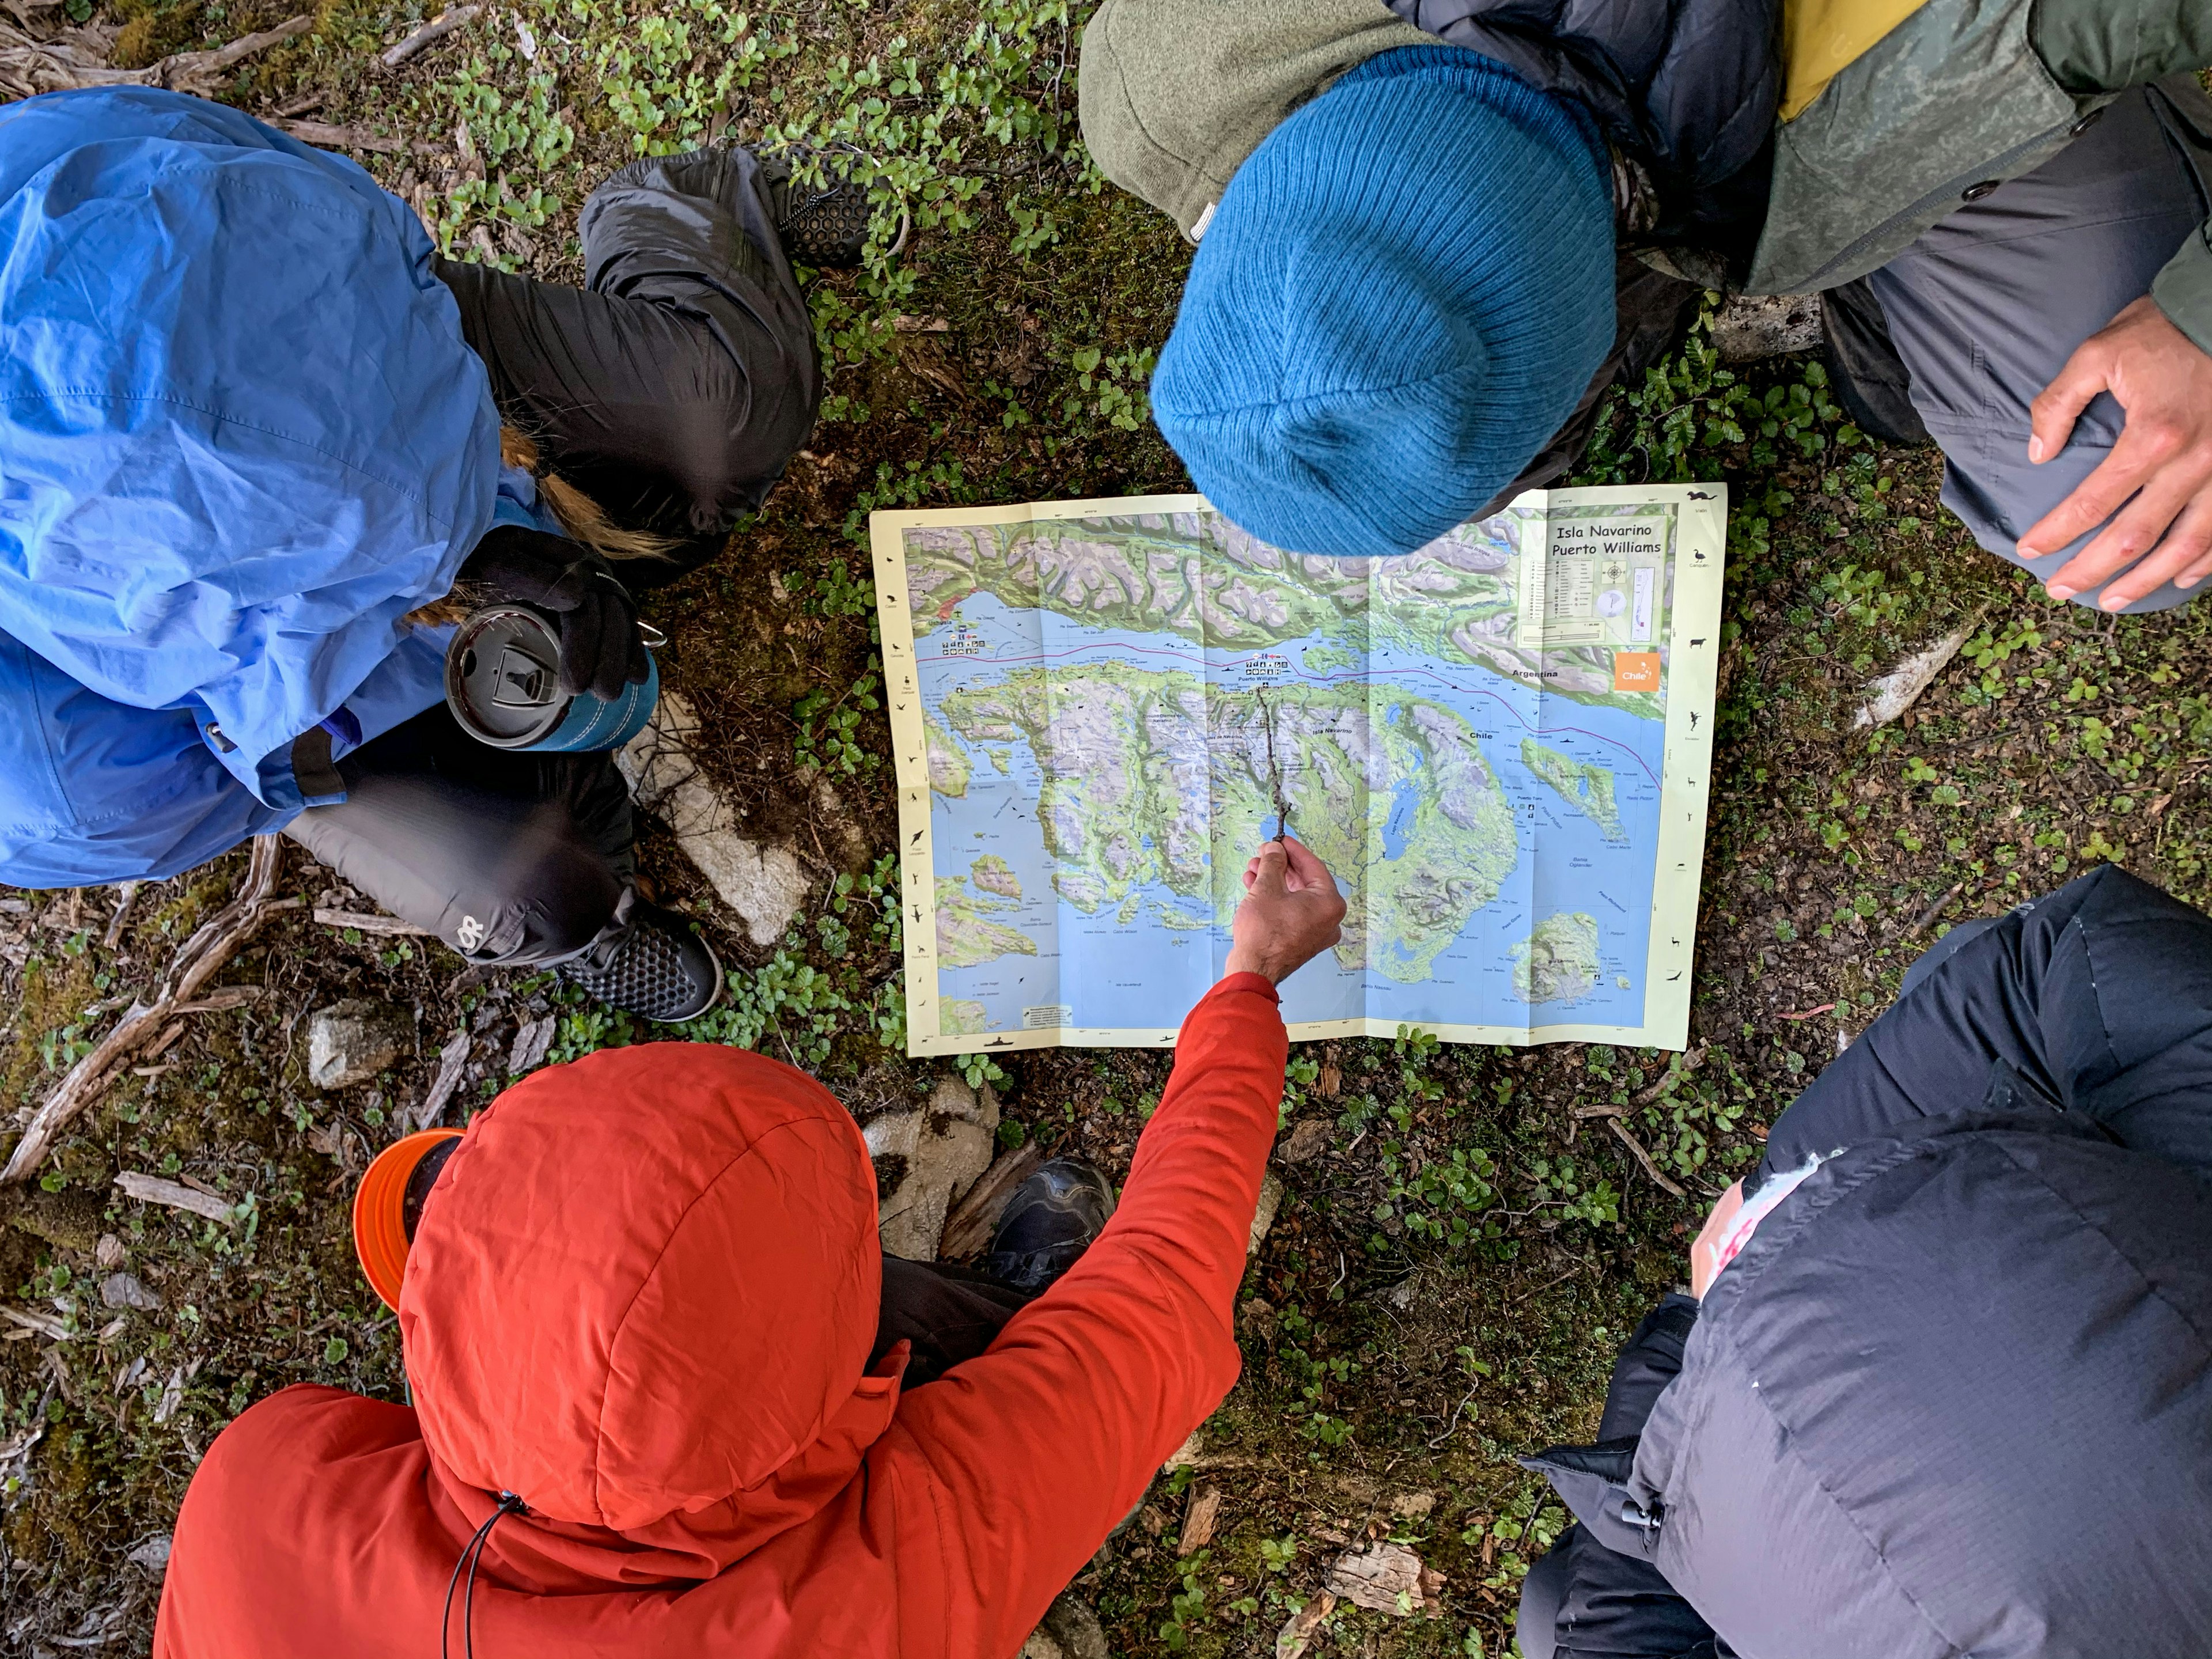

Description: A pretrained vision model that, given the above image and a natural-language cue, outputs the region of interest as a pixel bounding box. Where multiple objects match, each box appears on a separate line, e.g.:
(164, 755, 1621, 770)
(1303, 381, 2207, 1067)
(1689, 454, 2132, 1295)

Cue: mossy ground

(4, 6, 2211, 1652)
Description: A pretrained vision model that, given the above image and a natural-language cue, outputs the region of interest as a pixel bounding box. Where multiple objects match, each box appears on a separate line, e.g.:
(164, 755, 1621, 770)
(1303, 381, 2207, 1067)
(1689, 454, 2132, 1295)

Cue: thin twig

(3, 839, 292, 1184)
(101, 881, 141, 952)
(1902, 880, 1965, 941)
(381, 5, 479, 68)
(1607, 1116, 1687, 1199)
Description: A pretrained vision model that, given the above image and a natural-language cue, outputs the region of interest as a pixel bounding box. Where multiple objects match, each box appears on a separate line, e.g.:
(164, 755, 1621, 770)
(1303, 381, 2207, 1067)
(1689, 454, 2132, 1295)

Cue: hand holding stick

(1223, 835, 1346, 984)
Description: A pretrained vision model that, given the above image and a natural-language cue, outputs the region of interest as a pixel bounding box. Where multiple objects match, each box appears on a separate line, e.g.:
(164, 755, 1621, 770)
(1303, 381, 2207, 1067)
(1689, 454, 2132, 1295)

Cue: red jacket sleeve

(876, 973, 1287, 1659)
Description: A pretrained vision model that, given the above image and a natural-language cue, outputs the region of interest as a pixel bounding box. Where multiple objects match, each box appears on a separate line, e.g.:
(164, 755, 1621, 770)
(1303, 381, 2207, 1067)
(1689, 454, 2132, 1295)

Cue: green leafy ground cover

(4, 5, 2211, 1650)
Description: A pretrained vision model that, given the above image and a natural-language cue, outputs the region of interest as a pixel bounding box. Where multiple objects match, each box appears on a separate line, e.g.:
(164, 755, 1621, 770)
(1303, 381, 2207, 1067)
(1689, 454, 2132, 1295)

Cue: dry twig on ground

(2, 838, 296, 1184)
(1607, 1115, 1688, 1199)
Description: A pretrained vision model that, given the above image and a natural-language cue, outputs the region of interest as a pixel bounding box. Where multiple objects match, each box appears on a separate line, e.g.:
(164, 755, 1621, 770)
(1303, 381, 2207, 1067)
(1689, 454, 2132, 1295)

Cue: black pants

(875, 1258, 1034, 1388)
(437, 145, 821, 567)
(1518, 865, 2212, 1659)
(289, 147, 820, 965)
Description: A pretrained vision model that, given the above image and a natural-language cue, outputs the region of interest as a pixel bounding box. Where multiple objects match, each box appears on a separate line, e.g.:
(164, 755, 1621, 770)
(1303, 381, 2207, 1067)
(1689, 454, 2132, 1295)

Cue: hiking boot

(985, 1158, 1116, 1294)
(766, 146, 901, 269)
(556, 900, 721, 1023)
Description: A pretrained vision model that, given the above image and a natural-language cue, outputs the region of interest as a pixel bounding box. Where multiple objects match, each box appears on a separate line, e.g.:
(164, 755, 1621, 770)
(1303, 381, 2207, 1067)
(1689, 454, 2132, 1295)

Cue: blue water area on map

(1380, 774, 1421, 861)
(921, 591, 1667, 1037)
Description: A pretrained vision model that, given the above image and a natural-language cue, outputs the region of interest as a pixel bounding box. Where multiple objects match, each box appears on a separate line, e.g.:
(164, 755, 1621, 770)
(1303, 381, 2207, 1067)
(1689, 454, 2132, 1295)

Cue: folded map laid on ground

(872, 485, 1725, 1055)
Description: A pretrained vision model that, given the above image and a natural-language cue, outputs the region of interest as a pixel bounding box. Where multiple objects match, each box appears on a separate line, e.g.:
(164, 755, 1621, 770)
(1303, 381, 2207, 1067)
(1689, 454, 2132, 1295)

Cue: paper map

(872, 486, 1725, 1055)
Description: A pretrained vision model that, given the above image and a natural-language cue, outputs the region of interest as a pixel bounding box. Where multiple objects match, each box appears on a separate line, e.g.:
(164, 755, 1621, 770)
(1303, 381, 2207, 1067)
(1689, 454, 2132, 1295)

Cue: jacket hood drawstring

(442, 1492, 527, 1659)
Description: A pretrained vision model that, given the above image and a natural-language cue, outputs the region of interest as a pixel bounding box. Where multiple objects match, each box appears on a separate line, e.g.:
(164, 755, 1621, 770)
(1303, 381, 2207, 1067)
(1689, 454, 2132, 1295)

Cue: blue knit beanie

(1151, 48, 1616, 558)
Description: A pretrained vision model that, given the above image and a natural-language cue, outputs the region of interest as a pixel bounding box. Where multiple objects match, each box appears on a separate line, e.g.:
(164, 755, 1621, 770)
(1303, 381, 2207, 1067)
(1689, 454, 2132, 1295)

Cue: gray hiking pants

(1866, 75, 2212, 613)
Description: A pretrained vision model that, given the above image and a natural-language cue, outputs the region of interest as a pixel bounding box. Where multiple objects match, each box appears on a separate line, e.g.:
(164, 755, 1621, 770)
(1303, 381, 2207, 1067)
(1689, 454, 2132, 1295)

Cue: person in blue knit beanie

(1090, 0, 2212, 610)
(1149, 48, 1615, 559)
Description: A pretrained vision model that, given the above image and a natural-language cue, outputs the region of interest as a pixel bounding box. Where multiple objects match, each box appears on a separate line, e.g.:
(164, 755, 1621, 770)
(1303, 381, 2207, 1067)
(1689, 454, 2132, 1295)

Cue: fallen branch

(1607, 1116, 1687, 1199)
(158, 13, 310, 92)
(314, 907, 431, 935)
(1573, 1044, 1707, 1120)
(102, 881, 141, 950)
(113, 1173, 237, 1228)
(0, 13, 306, 101)
(2, 838, 293, 1184)
(268, 118, 415, 154)
(381, 4, 478, 68)
(0, 1306, 71, 1342)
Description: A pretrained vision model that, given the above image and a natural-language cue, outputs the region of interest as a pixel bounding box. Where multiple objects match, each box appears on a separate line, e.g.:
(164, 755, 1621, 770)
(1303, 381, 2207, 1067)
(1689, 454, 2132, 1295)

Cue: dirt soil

(4, 6, 2211, 1654)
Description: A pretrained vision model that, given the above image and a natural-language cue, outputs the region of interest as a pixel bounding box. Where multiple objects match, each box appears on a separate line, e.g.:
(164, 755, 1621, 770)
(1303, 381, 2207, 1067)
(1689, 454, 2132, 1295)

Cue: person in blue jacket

(0, 88, 860, 1020)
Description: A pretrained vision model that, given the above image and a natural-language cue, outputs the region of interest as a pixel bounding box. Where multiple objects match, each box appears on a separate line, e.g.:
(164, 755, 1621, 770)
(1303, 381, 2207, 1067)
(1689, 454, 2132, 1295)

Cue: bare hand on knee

(2020, 297, 2212, 609)
(1224, 836, 1347, 984)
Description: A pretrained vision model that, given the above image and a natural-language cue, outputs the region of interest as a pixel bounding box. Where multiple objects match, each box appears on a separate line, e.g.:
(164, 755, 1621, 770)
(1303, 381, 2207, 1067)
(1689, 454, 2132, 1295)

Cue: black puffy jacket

(1525, 866, 2212, 1658)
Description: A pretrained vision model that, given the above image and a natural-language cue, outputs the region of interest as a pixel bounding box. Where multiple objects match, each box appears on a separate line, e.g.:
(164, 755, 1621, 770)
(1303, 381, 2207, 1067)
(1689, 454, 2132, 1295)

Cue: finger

(626, 625, 651, 688)
(2100, 492, 2212, 607)
(590, 599, 635, 700)
(1247, 839, 1289, 899)
(1279, 834, 1331, 891)
(2176, 497, 2212, 589)
(2045, 464, 2201, 603)
(2025, 337, 2112, 471)
(555, 595, 605, 698)
(2018, 432, 2169, 561)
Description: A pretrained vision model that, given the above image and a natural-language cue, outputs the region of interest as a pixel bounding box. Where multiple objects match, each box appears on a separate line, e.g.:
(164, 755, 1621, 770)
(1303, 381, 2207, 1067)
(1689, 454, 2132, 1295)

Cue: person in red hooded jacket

(154, 835, 1347, 1659)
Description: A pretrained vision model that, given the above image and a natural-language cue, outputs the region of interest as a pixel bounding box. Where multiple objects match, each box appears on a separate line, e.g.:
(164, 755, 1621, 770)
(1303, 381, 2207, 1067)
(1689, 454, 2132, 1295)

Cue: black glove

(461, 525, 649, 700)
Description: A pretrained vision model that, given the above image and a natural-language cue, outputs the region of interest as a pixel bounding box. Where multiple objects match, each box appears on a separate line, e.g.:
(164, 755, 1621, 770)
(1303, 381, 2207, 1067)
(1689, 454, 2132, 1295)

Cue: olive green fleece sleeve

(2153, 222, 2212, 358)
(1077, 0, 1431, 238)
(2028, 1, 2212, 93)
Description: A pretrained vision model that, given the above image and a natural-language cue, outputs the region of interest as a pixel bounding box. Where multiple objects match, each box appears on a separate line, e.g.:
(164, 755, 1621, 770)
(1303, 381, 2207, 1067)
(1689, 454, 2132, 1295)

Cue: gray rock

(1248, 1171, 1286, 1255)
(1711, 292, 1824, 362)
(619, 692, 810, 946)
(99, 1272, 160, 1312)
(126, 1533, 171, 1577)
(306, 999, 415, 1091)
(1019, 1594, 1108, 1659)
(865, 1077, 999, 1261)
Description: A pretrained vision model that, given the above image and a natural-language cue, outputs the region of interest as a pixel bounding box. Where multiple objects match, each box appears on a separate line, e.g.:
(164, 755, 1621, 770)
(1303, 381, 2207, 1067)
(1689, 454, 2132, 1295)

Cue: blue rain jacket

(0, 88, 538, 888)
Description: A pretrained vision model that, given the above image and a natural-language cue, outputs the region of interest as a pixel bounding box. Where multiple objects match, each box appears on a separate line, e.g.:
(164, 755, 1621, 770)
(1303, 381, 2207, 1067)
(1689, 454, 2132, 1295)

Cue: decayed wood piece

(314, 907, 431, 936)
(270, 117, 414, 154)
(113, 1173, 238, 1226)
(1176, 1485, 1222, 1556)
(381, 4, 478, 68)
(0, 13, 309, 100)
(3, 838, 294, 1184)
(937, 1143, 1042, 1260)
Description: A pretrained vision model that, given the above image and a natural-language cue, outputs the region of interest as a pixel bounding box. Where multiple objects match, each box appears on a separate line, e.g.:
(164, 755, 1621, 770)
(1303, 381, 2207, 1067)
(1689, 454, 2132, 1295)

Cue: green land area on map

(937, 663, 1520, 983)
(1514, 912, 1604, 1003)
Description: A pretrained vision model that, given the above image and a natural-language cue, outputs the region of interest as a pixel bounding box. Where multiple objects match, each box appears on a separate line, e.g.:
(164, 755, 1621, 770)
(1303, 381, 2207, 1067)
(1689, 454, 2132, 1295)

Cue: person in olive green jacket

(1082, 0, 2212, 614)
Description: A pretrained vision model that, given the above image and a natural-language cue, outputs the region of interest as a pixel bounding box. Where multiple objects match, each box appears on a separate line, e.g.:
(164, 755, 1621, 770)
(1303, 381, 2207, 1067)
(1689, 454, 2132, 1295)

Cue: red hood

(399, 1042, 897, 1584)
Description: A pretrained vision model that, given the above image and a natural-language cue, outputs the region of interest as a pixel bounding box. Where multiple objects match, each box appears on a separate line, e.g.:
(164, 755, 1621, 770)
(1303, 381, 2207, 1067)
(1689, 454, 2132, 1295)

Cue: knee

(457, 819, 624, 965)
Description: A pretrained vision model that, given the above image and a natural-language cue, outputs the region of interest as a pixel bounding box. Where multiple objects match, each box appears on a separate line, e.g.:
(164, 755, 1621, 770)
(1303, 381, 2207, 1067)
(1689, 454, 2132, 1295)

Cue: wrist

(1222, 946, 1279, 984)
